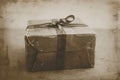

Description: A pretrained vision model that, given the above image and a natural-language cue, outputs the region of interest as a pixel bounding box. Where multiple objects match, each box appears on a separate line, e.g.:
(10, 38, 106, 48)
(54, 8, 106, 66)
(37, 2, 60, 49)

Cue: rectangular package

(25, 20, 96, 71)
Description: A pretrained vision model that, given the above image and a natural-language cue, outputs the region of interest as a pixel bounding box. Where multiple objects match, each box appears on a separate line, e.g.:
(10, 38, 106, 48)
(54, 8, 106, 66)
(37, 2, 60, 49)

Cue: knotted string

(26, 15, 75, 29)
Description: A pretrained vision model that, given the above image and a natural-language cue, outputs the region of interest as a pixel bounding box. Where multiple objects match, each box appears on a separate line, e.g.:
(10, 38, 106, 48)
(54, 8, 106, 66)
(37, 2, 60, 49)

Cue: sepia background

(0, 0, 120, 80)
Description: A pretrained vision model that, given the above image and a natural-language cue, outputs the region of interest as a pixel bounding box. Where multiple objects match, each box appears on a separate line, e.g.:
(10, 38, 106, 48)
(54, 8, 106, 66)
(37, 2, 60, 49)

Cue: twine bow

(51, 15, 75, 29)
